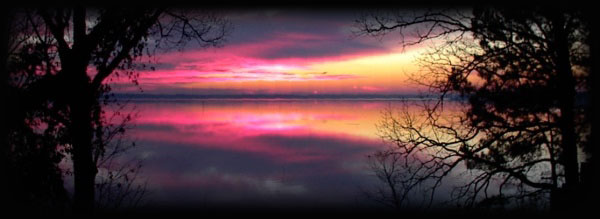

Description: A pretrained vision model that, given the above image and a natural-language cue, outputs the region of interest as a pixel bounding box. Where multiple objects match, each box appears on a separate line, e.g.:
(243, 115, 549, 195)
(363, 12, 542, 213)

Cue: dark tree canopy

(2, 7, 230, 214)
(357, 6, 592, 210)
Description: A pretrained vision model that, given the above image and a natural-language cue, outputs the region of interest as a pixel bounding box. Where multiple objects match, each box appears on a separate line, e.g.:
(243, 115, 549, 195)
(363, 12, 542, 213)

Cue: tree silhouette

(2, 7, 230, 214)
(356, 6, 592, 211)
(93, 104, 147, 211)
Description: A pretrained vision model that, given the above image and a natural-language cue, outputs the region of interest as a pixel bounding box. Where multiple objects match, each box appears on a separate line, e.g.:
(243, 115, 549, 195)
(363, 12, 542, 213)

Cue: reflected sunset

(117, 99, 403, 207)
(104, 99, 465, 209)
(7, 5, 586, 216)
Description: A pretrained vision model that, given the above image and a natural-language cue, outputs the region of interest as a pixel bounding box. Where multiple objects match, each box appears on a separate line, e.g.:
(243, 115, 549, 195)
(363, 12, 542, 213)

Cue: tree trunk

(70, 81, 98, 214)
(552, 11, 580, 211)
(69, 8, 98, 214)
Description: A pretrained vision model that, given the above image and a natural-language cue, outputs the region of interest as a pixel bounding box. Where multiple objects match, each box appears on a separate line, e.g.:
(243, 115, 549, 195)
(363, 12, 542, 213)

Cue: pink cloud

(114, 68, 361, 84)
(104, 28, 388, 90)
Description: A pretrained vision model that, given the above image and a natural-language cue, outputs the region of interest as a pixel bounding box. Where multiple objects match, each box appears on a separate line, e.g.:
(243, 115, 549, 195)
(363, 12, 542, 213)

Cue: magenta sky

(109, 9, 428, 95)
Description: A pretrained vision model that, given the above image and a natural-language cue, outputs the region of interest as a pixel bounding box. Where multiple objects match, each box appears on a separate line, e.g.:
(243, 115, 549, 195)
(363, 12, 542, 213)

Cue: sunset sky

(110, 9, 429, 95)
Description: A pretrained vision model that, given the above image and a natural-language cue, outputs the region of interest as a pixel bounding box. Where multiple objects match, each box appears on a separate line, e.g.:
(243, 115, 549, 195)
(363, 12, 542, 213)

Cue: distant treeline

(111, 93, 591, 107)
(112, 93, 461, 100)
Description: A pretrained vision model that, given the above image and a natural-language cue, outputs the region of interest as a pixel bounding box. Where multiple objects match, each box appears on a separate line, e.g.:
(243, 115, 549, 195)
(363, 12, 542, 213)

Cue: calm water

(117, 99, 415, 210)
(72, 97, 548, 212)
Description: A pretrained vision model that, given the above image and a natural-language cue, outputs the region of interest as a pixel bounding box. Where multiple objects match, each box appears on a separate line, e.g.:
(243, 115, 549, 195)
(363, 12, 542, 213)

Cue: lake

(110, 98, 413, 211)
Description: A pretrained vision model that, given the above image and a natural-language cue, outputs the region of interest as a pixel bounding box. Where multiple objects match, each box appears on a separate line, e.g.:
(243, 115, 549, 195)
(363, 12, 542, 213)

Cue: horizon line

(110, 93, 456, 100)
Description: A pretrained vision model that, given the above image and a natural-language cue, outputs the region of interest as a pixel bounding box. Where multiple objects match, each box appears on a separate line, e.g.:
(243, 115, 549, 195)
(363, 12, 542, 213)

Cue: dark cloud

(255, 40, 386, 59)
(128, 62, 178, 71)
(179, 9, 390, 60)
(225, 10, 359, 44)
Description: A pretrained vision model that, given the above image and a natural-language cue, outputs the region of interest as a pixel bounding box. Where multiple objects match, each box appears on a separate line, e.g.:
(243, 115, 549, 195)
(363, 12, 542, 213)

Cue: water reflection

(124, 99, 413, 209)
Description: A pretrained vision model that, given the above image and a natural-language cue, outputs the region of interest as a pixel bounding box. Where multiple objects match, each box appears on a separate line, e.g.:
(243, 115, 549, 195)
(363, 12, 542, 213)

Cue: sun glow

(108, 10, 433, 95)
